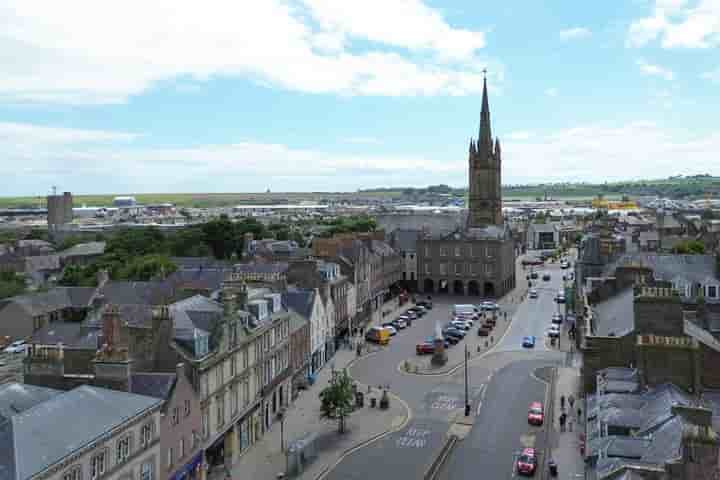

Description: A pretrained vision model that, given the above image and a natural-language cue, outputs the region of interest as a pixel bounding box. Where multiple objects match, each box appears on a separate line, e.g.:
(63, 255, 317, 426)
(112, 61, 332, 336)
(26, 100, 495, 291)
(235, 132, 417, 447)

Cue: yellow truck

(365, 326, 390, 345)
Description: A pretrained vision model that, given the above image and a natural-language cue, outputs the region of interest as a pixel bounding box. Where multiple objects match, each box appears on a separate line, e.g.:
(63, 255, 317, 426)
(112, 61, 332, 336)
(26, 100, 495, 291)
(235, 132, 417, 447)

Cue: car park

(542, 272, 551, 281)
(516, 448, 538, 476)
(527, 402, 544, 426)
(529, 289, 538, 299)
(3, 340, 27, 354)
(522, 336, 536, 348)
(547, 325, 560, 338)
(416, 342, 435, 355)
(551, 313, 563, 325)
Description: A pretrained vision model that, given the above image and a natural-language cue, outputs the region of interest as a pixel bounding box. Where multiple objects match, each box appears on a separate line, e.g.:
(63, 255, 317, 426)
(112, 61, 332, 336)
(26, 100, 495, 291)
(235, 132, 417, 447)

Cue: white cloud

(544, 88, 559, 97)
(3, 121, 720, 195)
(344, 136, 383, 145)
(0, 0, 492, 104)
(628, 0, 720, 48)
(701, 68, 720, 81)
(507, 131, 533, 140)
(504, 121, 720, 183)
(636, 59, 675, 80)
(559, 27, 592, 40)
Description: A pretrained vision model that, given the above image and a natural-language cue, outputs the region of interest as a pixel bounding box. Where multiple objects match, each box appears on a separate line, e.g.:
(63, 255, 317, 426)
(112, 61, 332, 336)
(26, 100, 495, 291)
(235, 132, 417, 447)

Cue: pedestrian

(559, 412, 567, 432)
(568, 394, 575, 410)
(577, 407, 582, 421)
(568, 419, 574, 432)
(560, 394, 565, 410)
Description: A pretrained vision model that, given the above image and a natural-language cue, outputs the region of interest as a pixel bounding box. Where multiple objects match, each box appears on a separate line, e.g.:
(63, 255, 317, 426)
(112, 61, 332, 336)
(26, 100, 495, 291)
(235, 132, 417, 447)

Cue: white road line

(476, 401, 482, 416)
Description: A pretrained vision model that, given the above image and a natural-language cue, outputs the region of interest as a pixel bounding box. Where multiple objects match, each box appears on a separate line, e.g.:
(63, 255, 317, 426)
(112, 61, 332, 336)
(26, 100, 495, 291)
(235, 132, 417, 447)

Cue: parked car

(409, 307, 425, 317)
(417, 300, 433, 309)
(516, 448, 538, 476)
(381, 324, 398, 336)
(560, 260, 570, 269)
(416, 342, 435, 355)
(551, 313, 563, 325)
(556, 294, 565, 304)
(3, 340, 27, 354)
(443, 327, 465, 339)
(530, 271, 539, 279)
(547, 325, 560, 338)
(392, 318, 407, 329)
(529, 289, 538, 299)
(479, 301, 500, 311)
(427, 337, 450, 349)
(542, 272, 551, 281)
(522, 336, 536, 348)
(453, 316, 474, 325)
(527, 402, 544, 426)
(405, 310, 418, 320)
(521, 257, 544, 266)
(443, 334, 460, 345)
(449, 320, 471, 331)
(365, 327, 390, 345)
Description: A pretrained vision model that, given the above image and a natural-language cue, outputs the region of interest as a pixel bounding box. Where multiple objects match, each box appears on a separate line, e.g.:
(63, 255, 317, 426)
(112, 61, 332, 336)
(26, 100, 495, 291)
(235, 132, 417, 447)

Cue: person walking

(560, 395, 566, 411)
(568, 394, 575, 410)
(577, 407, 583, 422)
(559, 412, 567, 432)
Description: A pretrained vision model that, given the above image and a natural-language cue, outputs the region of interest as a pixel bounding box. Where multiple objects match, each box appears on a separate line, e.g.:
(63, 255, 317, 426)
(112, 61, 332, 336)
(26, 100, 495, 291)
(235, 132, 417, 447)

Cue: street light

(277, 408, 287, 452)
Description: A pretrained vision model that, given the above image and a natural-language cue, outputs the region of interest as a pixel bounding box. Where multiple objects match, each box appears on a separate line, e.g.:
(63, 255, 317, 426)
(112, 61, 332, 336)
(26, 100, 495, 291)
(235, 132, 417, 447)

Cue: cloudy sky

(1, 0, 719, 195)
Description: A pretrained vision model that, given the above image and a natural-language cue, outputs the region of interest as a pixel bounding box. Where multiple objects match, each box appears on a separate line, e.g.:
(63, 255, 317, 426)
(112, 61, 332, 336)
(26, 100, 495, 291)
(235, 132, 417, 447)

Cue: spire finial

(482, 68, 487, 79)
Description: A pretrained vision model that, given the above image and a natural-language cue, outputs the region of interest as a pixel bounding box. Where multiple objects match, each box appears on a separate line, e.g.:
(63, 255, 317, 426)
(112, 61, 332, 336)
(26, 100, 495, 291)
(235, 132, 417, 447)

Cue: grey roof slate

(0, 385, 161, 480)
(165, 268, 230, 292)
(0, 383, 61, 424)
(605, 253, 718, 285)
(24, 255, 60, 273)
(234, 262, 289, 274)
(170, 295, 223, 340)
(2, 287, 95, 317)
(593, 287, 635, 337)
(29, 322, 99, 349)
(391, 229, 420, 253)
(99, 280, 175, 305)
(282, 290, 315, 320)
(129, 373, 176, 400)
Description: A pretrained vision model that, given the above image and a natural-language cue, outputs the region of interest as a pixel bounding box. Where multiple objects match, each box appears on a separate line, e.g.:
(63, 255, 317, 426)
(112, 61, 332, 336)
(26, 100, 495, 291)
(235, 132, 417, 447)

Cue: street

(325, 259, 569, 480)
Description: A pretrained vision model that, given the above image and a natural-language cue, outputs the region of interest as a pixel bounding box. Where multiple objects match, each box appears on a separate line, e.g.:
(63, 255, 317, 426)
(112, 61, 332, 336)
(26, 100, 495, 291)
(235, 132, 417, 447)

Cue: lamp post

(464, 344, 470, 416)
(277, 408, 287, 452)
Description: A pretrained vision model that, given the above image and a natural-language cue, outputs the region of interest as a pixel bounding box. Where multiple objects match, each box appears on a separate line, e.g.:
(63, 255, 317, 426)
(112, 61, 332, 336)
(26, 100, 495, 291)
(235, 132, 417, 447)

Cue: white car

(450, 321, 471, 331)
(3, 340, 27, 354)
(529, 289, 538, 299)
(560, 260, 570, 269)
(382, 325, 398, 336)
(480, 301, 500, 311)
(548, 325, 561, 338)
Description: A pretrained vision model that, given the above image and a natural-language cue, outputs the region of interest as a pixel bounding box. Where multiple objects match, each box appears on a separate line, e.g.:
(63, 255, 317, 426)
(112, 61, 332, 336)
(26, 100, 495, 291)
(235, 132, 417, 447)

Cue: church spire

(478, 69, 493, 156)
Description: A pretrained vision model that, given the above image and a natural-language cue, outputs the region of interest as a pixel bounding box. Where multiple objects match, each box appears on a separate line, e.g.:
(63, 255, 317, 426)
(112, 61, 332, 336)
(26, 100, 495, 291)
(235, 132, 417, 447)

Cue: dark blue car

(522, 336, 536, 348)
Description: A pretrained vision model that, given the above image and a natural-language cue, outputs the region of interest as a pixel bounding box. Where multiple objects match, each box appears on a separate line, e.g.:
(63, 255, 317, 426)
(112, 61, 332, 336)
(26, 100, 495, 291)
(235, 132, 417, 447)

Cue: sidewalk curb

(314, 391, 412, 480)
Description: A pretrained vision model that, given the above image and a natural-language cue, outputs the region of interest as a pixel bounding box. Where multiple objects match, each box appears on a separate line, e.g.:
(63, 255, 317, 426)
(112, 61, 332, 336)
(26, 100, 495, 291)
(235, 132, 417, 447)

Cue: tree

(319, 369, 355, 434)
(118, 254, 177, 281)
(672, 240, 706, 255)
(0, 271, 26, 299)
(168, 227, 211, 257)
(201, 215, 240, 260)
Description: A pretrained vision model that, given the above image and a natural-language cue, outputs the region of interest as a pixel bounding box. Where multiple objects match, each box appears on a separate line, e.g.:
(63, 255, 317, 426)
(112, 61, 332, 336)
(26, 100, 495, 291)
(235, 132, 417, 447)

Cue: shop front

(168, 451, 203, 480)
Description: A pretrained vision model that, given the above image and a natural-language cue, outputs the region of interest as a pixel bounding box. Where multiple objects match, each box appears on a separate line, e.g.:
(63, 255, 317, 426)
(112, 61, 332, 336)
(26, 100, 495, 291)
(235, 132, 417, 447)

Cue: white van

(453, 304, 478, 317)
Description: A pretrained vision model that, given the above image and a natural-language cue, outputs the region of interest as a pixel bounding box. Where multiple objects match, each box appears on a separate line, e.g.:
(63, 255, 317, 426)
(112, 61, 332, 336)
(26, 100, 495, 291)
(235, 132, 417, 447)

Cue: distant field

(0, 191, 405, 209)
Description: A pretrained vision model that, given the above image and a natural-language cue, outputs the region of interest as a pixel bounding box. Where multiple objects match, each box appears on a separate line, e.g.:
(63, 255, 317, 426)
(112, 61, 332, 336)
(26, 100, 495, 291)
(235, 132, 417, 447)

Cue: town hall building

(417, 76, 516, 298)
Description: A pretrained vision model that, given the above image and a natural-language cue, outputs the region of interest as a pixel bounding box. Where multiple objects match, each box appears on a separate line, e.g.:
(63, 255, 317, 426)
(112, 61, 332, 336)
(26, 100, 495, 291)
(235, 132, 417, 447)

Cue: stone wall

(582, 334, 636, 393)
(637, 345, 697, 392)
(634, 295, 685, 336)
(375, 212, 465, 235)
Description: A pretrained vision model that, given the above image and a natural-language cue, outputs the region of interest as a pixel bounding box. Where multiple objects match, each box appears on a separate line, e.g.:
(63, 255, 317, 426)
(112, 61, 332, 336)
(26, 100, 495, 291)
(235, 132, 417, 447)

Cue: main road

(325, 260, 569, 480)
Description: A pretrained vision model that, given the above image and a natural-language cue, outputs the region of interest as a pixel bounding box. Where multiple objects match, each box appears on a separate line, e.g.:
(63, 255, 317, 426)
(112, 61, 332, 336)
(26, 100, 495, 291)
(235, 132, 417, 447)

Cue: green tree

(168, 227, 211, 257)
(201, 215, 240, 260)
(319, 369, 355, 434)
(0, 271, 26, 299)
(672, 240, 706, 255)
(118, 254, 177, 281)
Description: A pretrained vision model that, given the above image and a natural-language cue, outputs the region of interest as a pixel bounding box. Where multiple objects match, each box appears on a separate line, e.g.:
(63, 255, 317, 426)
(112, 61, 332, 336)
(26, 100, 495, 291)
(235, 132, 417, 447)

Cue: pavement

(547, 366, 585, 480)
(225, 300, 411, 480)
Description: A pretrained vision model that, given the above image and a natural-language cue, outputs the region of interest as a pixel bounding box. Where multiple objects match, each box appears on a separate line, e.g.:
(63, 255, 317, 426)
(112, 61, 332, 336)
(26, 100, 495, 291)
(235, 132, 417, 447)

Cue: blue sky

(1, 0, 719, 196)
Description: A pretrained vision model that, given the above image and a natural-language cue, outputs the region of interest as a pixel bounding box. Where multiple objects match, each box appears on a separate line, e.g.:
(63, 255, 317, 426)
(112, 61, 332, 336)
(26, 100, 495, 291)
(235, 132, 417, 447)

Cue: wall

(0, 302, 33, 340)
(163, 366, 203, 480)
(637, 346, 697, 392)
(375, 212, 465, 235)
(634, 296, 685, 336)
(582, 334, 636, 393)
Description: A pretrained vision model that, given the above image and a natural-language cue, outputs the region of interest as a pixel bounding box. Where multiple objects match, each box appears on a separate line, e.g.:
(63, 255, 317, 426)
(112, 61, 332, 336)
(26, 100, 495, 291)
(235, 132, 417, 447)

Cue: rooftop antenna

(52, 185, 57, 196)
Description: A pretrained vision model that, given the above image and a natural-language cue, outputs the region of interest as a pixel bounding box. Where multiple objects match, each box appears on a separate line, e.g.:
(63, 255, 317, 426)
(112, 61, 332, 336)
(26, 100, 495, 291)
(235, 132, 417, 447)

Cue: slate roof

(283, 290, 315, 320)
(170, 257, 233, 270)
(165, 268, 230, 293)
(0, 385, 161, 480)
(129, 373, 176, 400)
(1, 287, 95, 317)
(605, 253, 718, 285)
(593, 287, 635, 337)
(24, 255, 60, 273)
(84, 304, 154, 329)
(233, 262, 289, 274)
(29, 322, 100, 349)
(0, 383, 61, 424)
(99, 280, 175, 306)
(58, 242, 106, 259)
(391, 229, 421, 253)
(170, 294, 223, 340)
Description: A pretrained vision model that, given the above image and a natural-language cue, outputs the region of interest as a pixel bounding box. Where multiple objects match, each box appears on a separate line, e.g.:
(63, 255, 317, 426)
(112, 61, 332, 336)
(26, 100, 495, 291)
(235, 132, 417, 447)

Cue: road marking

(476, 401, 482, 416)
(519, 433, 536, 448)
(395, 427, 431, 448)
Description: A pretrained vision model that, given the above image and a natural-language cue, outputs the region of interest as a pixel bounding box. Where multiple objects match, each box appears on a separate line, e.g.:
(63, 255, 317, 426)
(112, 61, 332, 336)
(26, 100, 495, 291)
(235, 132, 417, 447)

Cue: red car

(516, 448, 538, 476)
(528, 402, 544, 425)
(416, 342, 434, 355)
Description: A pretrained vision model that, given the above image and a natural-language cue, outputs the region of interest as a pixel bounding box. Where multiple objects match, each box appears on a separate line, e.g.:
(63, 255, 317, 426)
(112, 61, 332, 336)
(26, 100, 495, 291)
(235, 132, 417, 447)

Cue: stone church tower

(467, 75, 503, 228)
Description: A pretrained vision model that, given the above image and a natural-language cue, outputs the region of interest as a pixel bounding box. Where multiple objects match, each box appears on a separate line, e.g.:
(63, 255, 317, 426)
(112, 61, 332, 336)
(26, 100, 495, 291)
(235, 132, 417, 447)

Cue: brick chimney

(102, 304, 121, 348)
